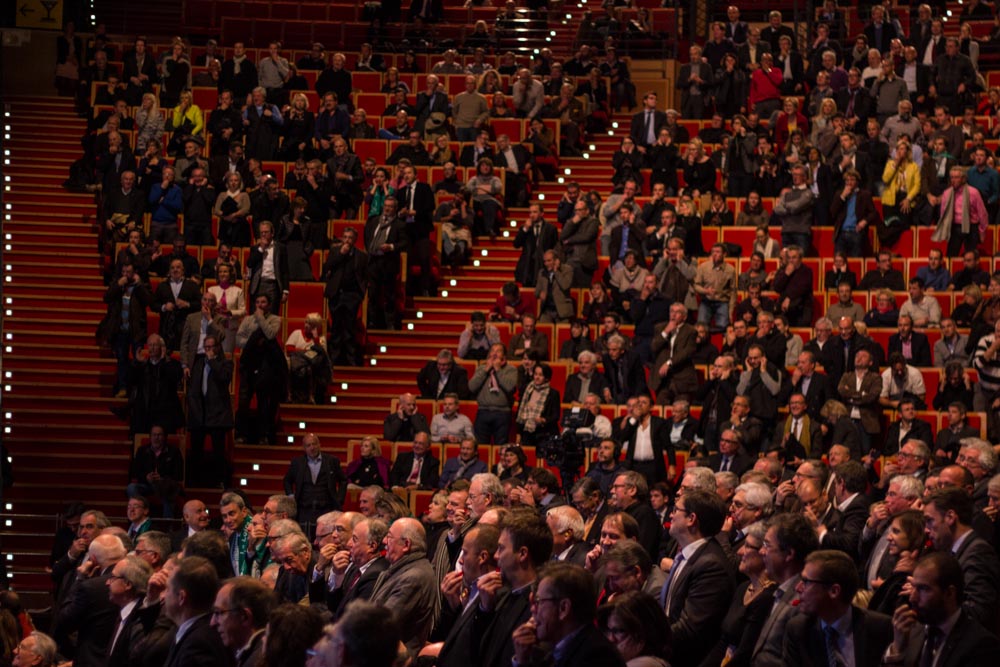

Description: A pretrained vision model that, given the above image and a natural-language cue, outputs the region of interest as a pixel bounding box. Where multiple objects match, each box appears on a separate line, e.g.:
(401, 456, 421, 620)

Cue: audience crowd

(35, 1, 1000, 666)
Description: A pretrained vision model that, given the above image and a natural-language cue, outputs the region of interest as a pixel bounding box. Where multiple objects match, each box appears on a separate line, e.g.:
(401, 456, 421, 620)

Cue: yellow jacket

(170, 104, 204, 137)
(881, 159, 920, 206)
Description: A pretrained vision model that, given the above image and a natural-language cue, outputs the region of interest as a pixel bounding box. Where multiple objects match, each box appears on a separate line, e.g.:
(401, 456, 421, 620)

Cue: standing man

(162, 557, 230, 667)
(630, 91, 666, 153)
(283, 433, 346, 534)
(535, 251, 574, 323)
(247, 221, 289, 310)
(322, 225, 368, 366)
(651, 302, 698, 404)
(513, 203, 558, 288)
(186, 335, 233, 487)
(235, 295, 285, 445)
(364, 196, 406, 330)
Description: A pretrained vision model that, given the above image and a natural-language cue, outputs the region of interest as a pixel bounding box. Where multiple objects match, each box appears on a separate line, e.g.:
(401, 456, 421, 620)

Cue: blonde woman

(285, 312, 331, 404)
(346, 436, 391, 487)
(213, 172, 251, 247)
(169, 90, 204, 138)
(810, 97, 838, 147)
(135, 92, 164, 153)
(207, 263, 245, 354)
(880, 140, 921, 248)
(682, 137, 716, 198)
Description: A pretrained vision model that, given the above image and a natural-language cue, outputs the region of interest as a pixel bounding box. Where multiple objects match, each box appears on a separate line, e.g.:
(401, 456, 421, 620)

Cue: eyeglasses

(799, 577, 834, 587)
(603, 626, 629, 639)
(314, 531, 334, 539)
(730, 501, 758, 511)
(106, 574, 127, 582)
(531, 596, 561, 608)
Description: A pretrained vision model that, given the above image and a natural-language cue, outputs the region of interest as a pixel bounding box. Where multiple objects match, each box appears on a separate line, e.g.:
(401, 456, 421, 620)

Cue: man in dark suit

(660, 490, 735, 667)
(323, 516, 389, 618)
(864, 7, 899, 55)
(364, 196, 407, 330)
(609, 470, 662, 561)
(417, 350, 470, 400)
(436, 524, 499, 667)
(210, 577, 274, 667)
(472, 513, 553, 667)
(560, 200, 600, 287)
(322, 225, 368, 366)
(760, 11, 796, 52)
(923, 488, 1000, 629)
(511, 563, 626, 667)
(186, 335, 234, 487)
(564, 351, 609, 404)
(106, 554, 155, 667)
(817, 462, 871, 558)
(458, 130, 494, 168)
(630, 91, 667, 152)
(494, 134, 532, 208)
(884, 399, 935, 456)
(246, 221, 290, 310)
(831, 169, 880, 254)
(887, 316, 933, 367)
(774, 393, 824, 460)
(708, 429, 754, 477)
(752, 513, 820, 666)
(513, 204, 559, 288)
(170, 499, 211, 553)
(389, 431, 441, 489)
(54, 534, 127, 667)
(413, 74, 450, 131)
(546, 506, 589, 566)
(602, 338, 649, 405)
(883, 552, 1000, 666)
(283, 433, 346, 531)
(838, 349, 884, 453)
(650, 303, 698, 405)
(676, 45, 713, 119)
(618, 396, 675, 487)
(397, 165, 436, 297)
(153, 258, 201, 353)
(782, 550, 893, 666)
(122, 37, 157, 105)
(724, 6, 748, 44)
(163, 556, 232, 667)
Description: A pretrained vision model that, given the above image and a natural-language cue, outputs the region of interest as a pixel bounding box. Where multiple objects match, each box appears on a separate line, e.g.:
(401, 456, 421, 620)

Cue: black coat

(322, 245, 369, 304)
(417, 361, 470, 400)
(153, 279, 201, 351)
(247, 242, 291, 297)
(619, 415, 675, 480)
(664, 538, 736, 667)
(884, 418, 934, 457)
(563, 372, 610, 404)
(890, 609, 1000, 667)
(514, 222, 559, 287)
(283, 452, 347, 512)
(53, 570, 118, 667)
(783, 606, 892, 667)
(794, 372, 835, 421)
(130, 358, 184, 433)
(887, 332, 932, 367)
(601, 350, 649, 404)
(389, 452, 441, 488)
(186, 355, 234, 429)
(164, 614, 234, 667)
(98, 279, 153, 346)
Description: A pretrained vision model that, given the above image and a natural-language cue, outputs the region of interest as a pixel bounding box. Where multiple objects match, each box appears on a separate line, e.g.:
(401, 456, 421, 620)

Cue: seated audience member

(858, 250, 905, 291)
(430, 394, 475, 444)
(346, 437, 391, 488)
(388, 431, 440, 489)
(827, 282, 866, 323)
(383, 392, 431, 442)
(888, 315, 933, 366)
(458, 311, 502, 361)
(879, 354, 928, 410)
(417, 349, 471, 400)
(899, 277, 941, 328)
(934, 318, 969, 367)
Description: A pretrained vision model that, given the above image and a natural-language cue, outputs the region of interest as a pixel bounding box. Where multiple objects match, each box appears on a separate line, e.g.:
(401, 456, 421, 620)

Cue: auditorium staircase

(0, 93, 633, 602)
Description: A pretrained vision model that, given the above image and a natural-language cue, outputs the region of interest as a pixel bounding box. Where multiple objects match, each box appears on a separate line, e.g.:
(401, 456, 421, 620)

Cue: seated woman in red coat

(772, 97, 810, 154)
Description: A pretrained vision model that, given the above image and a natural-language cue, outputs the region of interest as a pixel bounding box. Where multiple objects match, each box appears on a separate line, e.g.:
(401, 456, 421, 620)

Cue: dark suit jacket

(322, 245, 369, 306)
(708, 450, 754, 477)
(438, 591, 488, 667)
(623, 501, 662, 562)
(459, 145, 494, 168)
(283, 452, 347, 512)
(783, 605, 892, 667)
(650, 321, 698, 399)
(795, 372, 835, 421)
(630, 109, 667, 148)
(560, 215, 600, 275)
(887, 333, 932, 367)
(186, 355, 234, 429)
(835, 85, 874, 122)
(837, 370, 883, 435)
(246, 242, 290, 296)
(476, 587, 532, 667)
(563, 372, 610, 404)
(364, 214, 407, 275)
(889, 609, 1000, 667)
(822, 493, 871, 555)
(108, 600, 147, 667)
(54, 570, 118, 667)
(953, 530, 1000, 630)
(389, 451, 441, 488)
(417, 361, 471, 399)
(864, 22, 899, 55)
(531, 625, 627, 667)
(398, 180, 436, 239)
(514, 222, 559, 286)
(153, 279, 201, 349)
(831, 189, 880, 241)
(884, 418, 934, 457)
(602, 349, 649, 404)
(665, 538, 736, 667)
(325, 557, 389, 617)
(164, 613, 234, 667)
(555, 541, 590, 567)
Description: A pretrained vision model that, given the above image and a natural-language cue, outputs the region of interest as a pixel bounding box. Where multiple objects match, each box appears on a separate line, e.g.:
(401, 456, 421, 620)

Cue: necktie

(846, 91, 855, 118)
(109, 614, 127, 656)
(825, 626, 845, 667)
(408, 456, 423, 484)
(793, 418, 801, 440)
(646, 110, 655, 144)
(659, 553, 686, 611)
(920, 627, 941, 667)
(619, 226, 630, 259)
(202, 362, 210, 394)
(346, 566, 362, 592)
(721, 455, 731, 472)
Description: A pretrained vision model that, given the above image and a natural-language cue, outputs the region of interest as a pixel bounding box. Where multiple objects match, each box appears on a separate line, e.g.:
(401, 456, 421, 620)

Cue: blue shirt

(966, 164, 1000, 205)
(842, 193, 858, 232)
(916, 265, 951, 291)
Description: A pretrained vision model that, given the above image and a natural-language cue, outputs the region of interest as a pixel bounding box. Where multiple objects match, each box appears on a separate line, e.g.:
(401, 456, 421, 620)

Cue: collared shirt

(695, 260, 737, 304)
(235, 628, 266, 662)
(260, 243, 276, 280)
(837, 492, 859, 512)
(633, 419, 654, 461)
(820, 609, 856, 667)
(665, 537, 708, 612)
(174, 613, 208, 644)
(306, 455, 322, 484)
(110, 599, 140, 653)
